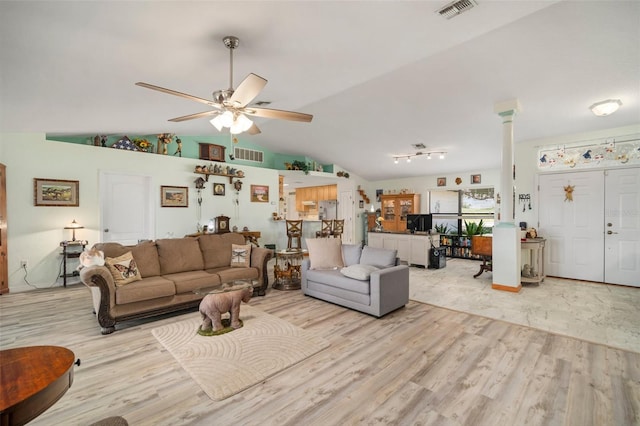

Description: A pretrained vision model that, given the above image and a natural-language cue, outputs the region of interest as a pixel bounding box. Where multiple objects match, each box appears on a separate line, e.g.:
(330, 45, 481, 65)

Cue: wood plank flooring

(1, 284, 638, 426)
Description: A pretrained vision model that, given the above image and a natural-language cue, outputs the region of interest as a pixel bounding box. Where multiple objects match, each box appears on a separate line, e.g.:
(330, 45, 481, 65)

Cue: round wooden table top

(0, 346, 75, 426)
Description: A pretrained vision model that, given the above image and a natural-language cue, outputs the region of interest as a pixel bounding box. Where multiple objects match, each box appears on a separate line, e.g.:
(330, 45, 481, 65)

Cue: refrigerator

(318, 200, 338, 220)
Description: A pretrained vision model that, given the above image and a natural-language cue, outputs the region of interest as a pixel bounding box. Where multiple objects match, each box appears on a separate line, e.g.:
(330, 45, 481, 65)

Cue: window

(430, 188, 495, 234)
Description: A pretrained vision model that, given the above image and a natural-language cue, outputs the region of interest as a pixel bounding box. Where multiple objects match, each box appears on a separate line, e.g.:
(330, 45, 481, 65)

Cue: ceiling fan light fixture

(589, 99, 622, 116)
(210, 115, 224, 131)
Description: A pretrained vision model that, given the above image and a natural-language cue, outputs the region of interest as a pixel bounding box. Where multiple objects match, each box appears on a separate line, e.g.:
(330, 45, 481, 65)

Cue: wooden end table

(1, 346, 77, 426)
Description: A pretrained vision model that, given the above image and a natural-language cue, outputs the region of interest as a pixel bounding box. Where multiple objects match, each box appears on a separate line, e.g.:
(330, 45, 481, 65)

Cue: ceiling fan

(135, 35, 313, 135)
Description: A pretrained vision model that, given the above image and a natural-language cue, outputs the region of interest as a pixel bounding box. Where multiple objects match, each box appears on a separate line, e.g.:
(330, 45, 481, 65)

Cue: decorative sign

(538, 136, 640, 170)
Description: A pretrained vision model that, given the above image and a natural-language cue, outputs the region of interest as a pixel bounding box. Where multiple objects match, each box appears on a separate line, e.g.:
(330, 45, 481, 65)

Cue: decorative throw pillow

(105, 251, 142, 286)
(230, 244, 251, 268)
(340, 264, 380, 281)
(360, 246, 397, 268)
(306, 238, 344, 270)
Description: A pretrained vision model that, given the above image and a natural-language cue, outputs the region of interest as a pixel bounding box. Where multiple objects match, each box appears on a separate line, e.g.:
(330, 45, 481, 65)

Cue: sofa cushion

(105, 252, 142, 286)
(93, 241, 161, 278)
(306, 238, 344, 270)
(360, 246, 397, 268)
(115, 276, 176, 304)
(130, 241, 161, 277)
(342, 244, 363, 266)
(156, 238, 204, 275)
(212, 267, 259, 284)
(198, 233, 246, 269)
(231, 244, 251, 268)
(163, 270, 220, 294)
(340, 264, 380, 281)
(306, 269, 370, 295)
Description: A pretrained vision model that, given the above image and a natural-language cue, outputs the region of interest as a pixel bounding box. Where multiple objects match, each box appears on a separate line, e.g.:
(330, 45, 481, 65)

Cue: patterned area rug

(152, 305, 330, 400)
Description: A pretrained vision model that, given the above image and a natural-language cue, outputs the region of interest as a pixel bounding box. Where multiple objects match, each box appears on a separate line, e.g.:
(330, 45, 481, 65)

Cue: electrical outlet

(20, 260, 28, 268)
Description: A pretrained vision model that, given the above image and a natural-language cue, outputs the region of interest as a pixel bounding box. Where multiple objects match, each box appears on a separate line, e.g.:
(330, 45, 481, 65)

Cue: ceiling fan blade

(245, 106, 313, 123)
(168, 110, 219, 122)
(136, 82, 220, 107)
(247, 123, 261, 135)
(229, 73, 267, 108)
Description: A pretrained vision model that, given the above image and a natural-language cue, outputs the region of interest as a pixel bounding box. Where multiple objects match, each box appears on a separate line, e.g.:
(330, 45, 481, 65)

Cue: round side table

(273, 249, 306, 290)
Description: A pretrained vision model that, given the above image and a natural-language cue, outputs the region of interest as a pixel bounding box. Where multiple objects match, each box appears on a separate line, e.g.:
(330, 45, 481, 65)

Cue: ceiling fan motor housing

(212, 89, 234, 104)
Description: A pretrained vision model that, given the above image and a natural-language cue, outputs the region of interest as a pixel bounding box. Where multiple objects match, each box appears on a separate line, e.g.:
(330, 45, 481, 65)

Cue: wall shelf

(194, 170, 242, 183)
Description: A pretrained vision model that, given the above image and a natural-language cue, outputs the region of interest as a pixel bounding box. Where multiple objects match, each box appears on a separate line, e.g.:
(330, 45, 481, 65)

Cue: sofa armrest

(369, 265, 410, 317)
(80, 265, 118, 334)
(250, 246, 273, 295)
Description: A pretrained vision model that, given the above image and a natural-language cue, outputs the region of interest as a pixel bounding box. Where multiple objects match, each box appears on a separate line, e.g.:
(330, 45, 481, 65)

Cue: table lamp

(64, 220, 84, 241)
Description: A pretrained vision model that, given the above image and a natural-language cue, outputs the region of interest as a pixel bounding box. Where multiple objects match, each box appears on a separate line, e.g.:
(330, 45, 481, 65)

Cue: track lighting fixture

(393, 151, 447, 164)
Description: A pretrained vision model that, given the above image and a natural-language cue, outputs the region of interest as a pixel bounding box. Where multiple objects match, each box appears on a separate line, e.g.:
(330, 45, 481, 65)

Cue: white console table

(520, 238, 545, 284)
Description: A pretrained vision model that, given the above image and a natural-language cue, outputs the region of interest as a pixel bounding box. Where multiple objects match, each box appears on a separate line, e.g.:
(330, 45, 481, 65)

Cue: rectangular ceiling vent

(437, 0, 477, 19)
(234, 147, 264, 163)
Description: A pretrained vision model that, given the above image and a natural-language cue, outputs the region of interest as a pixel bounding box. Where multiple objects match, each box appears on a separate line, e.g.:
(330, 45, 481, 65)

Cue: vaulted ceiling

(1, 1, 638, 181)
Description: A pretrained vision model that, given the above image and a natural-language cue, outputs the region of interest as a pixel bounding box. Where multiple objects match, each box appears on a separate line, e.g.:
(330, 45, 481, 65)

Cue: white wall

(1, 133, 279, 292)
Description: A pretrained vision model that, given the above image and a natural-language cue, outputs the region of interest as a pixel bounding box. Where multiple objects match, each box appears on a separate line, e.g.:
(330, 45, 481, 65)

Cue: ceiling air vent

(234, 147, 264, 163)
(412, 143, 426, 149)
(437, 0, 477, 19)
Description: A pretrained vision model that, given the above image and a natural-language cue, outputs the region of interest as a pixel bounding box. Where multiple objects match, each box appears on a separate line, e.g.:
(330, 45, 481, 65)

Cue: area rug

(152, 305, 330, 400)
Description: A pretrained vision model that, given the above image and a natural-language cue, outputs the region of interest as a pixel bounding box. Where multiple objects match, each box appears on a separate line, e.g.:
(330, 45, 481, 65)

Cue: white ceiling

(1, 1, 639, 182)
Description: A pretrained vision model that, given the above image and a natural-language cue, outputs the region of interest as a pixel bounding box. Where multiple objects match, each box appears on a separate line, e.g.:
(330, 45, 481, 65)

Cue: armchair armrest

(80, 265, 118, 334)
(370, 265, 410, 317)
(250, 246, 273, 296)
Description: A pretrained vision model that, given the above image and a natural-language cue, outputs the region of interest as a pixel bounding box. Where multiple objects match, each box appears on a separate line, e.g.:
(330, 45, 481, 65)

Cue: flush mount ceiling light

(589, 99, 622, 117)
(393, 151, 447, 164)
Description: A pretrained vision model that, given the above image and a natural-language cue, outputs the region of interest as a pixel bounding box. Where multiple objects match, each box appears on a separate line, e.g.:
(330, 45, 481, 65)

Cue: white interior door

(100, 171, 154, 244)
(538, 171, 604, 282)
(604, 168, 640, 287)
(339, 190, 354, 244)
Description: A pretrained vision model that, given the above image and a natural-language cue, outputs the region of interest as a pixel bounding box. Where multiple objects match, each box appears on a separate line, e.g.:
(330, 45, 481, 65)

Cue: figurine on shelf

(173, 138, 182, 157)
(157, 133, 174, 155)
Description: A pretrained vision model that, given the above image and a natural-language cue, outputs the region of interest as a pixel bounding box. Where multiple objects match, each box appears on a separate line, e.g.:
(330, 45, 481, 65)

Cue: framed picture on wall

(161, 186, 188, 207)
(213, 183, 225, 196)
(34, 178, 79, 207)
(437, 177, 446, 187)
(250, 185, 269, 202)
(471, 174, 481, 184)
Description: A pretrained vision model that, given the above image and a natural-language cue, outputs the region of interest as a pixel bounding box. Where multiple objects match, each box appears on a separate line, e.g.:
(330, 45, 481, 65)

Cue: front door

(539, 167, 640, 286)
(100, 171, 154, 244)
(538, 171, 604, 282)
(604, 168, 640, 287)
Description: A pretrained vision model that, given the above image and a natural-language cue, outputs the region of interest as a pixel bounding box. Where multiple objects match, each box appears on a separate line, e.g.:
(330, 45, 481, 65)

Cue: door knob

(607, 223, 613, 227)
(104, 228, 109, 233)
(607, 230, 618, 235)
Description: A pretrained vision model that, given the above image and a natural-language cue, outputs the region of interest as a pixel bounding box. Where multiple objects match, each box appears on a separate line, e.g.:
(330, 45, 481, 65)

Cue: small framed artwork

(250, 185, 269, 202)
(471, 174, 481, 184)
(213, 183, 225, 196)
(161, 186, 188, 207)
(359, 200, 364, 208)
(437, 177, 446, 187)
(34, 178, 79, 207)
(376, 189, 383, 202)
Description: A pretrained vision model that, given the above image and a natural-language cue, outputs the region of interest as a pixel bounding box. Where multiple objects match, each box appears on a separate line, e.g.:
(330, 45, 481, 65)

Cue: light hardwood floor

(1, 282, 639, 426)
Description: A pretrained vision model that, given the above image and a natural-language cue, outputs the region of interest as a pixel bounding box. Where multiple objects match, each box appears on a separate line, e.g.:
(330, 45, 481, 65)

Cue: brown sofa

(80, 233, 272, 334)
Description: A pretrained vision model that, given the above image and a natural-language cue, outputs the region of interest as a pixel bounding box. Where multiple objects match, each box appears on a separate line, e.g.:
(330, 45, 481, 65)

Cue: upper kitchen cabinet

(295, 184, 337, 211)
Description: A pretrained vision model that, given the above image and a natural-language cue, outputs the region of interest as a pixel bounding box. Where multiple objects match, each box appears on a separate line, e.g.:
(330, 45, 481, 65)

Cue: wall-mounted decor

(455, 177, 462, 185)
(161, 186, 188, 207)
(250, 185, 269, 202)
(34, 178, 79, 207)
(214, 183, 225, 196)
(538, 136, 640, 170)
(437, 177, 446, 187)
(471, 174, 481, 184)
(376, 189, 383, 202)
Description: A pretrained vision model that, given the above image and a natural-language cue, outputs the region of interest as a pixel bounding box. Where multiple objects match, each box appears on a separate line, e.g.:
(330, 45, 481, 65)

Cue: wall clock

(215, 215, 230, 233)
(199, 143, 226, 162)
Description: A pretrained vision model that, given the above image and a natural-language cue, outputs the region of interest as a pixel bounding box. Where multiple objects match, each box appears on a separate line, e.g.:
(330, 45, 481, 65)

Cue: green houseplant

(463, 219, 487, 237)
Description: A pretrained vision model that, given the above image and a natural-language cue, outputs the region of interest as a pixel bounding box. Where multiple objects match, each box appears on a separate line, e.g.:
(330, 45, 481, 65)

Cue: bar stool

(286, 220, 303, 250)
(315, 220, 333, 238)
(331, 219, 344, 239)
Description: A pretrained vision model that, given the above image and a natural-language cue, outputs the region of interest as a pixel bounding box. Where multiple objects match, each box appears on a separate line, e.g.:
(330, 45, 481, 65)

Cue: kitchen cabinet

(295, 184, 337, 211)
(380, 194, 420, 232)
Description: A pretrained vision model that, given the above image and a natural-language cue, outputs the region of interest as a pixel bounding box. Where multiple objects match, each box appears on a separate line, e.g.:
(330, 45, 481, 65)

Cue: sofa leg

(101, 326, 115, 335)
